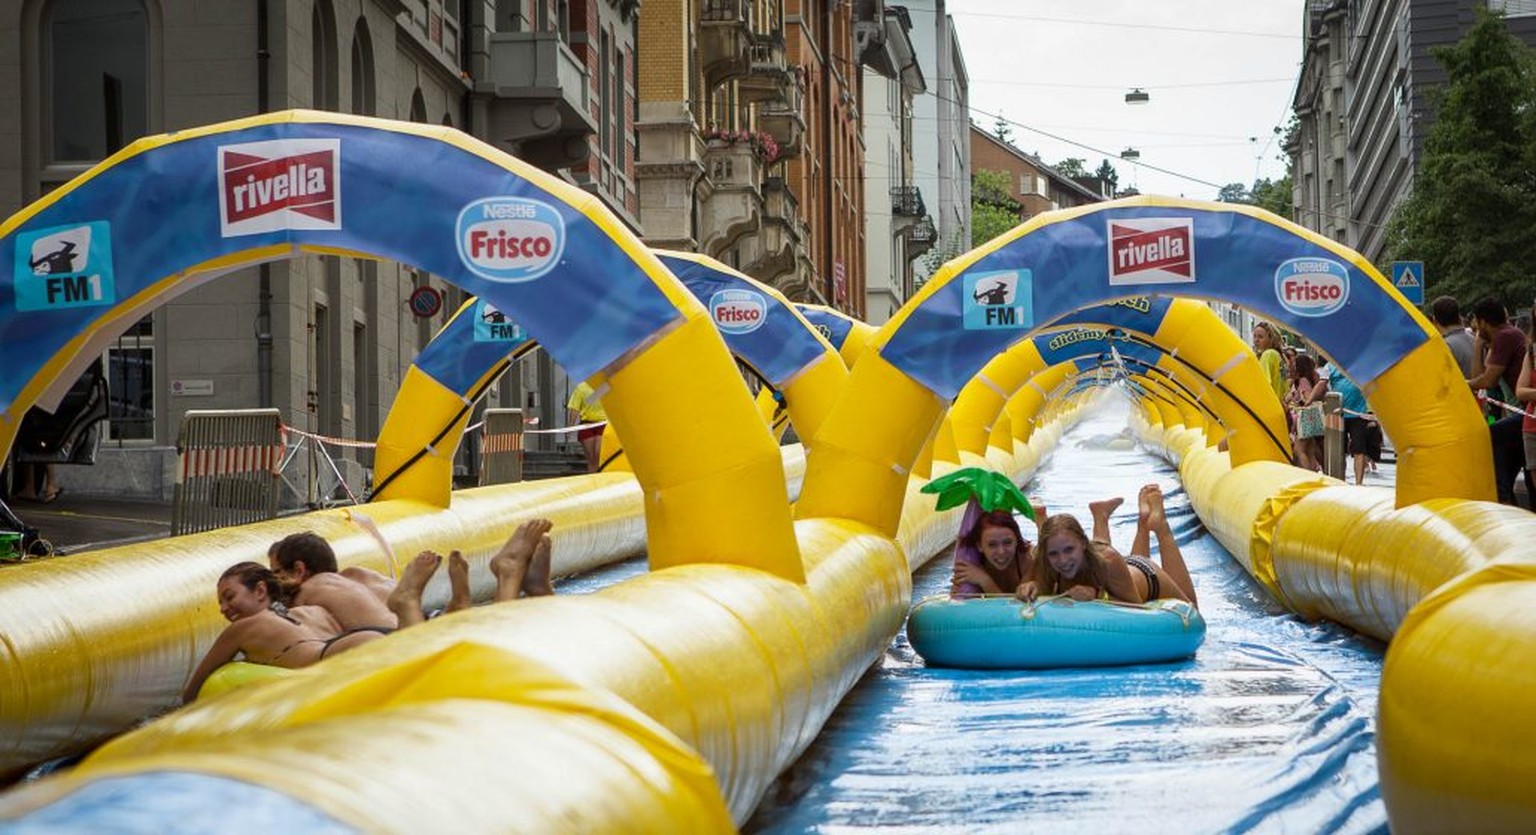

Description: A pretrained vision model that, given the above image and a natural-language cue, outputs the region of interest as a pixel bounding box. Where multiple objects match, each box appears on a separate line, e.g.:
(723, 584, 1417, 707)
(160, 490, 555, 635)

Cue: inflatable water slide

(0, 111, 1532, 833)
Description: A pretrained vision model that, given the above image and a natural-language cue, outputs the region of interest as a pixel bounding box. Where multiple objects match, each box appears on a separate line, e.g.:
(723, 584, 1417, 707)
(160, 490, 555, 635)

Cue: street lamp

(1120, 147, 1140, 160)
(1124, 88, 1150, 105)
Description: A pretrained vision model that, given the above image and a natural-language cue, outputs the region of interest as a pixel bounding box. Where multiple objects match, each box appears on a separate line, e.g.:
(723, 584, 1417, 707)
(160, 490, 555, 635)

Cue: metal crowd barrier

(479, 408, 524, 485)
(171, 409, 286, 536)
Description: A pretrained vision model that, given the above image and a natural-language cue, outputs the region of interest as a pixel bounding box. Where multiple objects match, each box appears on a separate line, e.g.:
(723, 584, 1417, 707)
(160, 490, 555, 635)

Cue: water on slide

(458, 394, 1392, 831)
(736, 394, 1387, 833)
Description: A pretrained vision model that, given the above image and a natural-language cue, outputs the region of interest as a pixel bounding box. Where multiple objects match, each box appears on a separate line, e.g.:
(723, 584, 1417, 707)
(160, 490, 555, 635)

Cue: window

(1489, 1, 1536, 17)
(612, 38, 625, 166)
(312, 1, 339, 110)
(350, 19, 375, 116)
(108, 315, 154, 441)
(46, 0, 148, 164)
(600, 29, 612, 165)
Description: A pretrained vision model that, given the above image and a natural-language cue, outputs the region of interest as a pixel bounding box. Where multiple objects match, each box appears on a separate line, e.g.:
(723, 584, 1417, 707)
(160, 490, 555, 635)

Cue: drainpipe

(256, 0, 274, 407)
(821, 0, 836, 305)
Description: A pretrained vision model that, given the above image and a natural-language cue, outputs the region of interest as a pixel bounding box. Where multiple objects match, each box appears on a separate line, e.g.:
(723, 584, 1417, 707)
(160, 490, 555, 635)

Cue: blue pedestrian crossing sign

(1390, 261, 1425, 305)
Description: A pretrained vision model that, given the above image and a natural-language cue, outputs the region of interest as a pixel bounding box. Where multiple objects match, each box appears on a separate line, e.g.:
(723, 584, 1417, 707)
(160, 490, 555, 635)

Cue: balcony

(904, 216, 937, 261)
(737, 33, 792, 102)
(699, 0, 753, 89)
(758, 74, 805, 158)
(890, 185, 926, 233)
(700, 141, 765, 254)
(746, 176, 805, 281)
(476, 32, 597, 170)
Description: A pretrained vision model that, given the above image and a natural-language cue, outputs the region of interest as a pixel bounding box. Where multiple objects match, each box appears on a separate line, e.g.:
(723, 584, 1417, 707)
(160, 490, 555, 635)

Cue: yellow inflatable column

(796, 352, 946, 536)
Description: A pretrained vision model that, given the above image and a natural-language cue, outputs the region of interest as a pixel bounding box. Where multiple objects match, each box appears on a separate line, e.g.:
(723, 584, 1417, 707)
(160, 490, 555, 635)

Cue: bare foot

(387, 550, 442, 627)
(521, 535, 554, 597)
(491, 519, 551, 602)
(1087, 497, 1124, 528)
(1089, 497, 1124, 524)
(1140, 484, 1166, 529)
(446, 551, 472, 613)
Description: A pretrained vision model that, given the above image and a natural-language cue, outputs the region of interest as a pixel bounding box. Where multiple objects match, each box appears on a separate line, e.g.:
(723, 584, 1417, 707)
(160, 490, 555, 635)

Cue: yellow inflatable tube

(0, 518, 908, 830)
(1130, 400, 1536, 830)
(0, 445, 806, 779)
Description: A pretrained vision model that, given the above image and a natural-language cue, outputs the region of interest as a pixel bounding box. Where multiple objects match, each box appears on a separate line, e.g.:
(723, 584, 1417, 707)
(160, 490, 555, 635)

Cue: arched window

(312, 0, 338, 109)
(409, 89, 427, 123)
(350, 17, 374, 116)
(46, 0, 148, 163)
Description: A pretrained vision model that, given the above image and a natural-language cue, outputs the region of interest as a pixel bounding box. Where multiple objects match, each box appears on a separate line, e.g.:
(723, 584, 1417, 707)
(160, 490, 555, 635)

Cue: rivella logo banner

(1275, 257, 1350, 317)
(710, 288, 768, 334)
(456, 197, 566, 283)
(219, 138, 340, 237)
(13, 221, 116, 311)
(1107, 218, 1194, 285)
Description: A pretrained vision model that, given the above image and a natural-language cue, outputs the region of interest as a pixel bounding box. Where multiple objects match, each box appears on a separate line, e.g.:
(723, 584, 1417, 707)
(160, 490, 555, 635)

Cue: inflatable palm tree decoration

(922, 467, 1037, 597)
(921, 467, 1036, 520)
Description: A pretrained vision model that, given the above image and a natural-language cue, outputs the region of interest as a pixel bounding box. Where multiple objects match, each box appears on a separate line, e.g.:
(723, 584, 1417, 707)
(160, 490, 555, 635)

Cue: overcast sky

(948, 2, 1303, 200)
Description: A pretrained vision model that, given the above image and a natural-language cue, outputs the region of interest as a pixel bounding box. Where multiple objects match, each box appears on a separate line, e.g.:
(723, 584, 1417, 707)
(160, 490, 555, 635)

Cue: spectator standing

(1252, 322, 1288, 404)
(1468, 298, 1529, 505)
(1431, 296, 1476, 378)
(566, 380, 608, 473)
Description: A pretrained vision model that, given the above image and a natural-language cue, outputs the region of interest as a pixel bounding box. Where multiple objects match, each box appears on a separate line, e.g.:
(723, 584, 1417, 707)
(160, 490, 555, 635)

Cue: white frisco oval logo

(710, 289, 768, 334)
(1275, 257, 1349, 317)
(456, 197, 566, 283)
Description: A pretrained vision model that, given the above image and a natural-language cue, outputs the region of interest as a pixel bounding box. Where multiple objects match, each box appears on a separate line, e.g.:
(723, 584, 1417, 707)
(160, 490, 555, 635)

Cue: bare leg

(1088, 497, 1124, 545)
(582, 437, 601, 472)
(1143, 486, 1197, 608)
(1131, 486, 1154, 558)
(520, 535, 555, 597)
(445, 551, 472, 613)
(386, 551, 442, 628)
(491, 518, 552, 602)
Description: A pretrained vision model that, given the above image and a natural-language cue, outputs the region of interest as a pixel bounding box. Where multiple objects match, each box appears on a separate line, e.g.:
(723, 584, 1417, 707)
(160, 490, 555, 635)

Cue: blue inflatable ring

(907, 595, 1207, 669)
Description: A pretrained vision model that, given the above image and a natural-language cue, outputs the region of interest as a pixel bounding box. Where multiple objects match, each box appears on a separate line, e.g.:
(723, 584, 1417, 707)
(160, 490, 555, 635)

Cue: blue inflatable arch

(798, 197, 1491, 535)
(0, 110, 799, 576)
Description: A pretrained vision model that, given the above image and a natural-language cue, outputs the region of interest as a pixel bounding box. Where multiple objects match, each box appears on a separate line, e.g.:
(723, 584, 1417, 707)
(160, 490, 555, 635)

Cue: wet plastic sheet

(747, 403, 1388, 833)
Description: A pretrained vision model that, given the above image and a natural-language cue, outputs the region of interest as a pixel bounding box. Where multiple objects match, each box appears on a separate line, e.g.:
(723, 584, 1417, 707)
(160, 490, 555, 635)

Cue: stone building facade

(0, 0, 638, 499)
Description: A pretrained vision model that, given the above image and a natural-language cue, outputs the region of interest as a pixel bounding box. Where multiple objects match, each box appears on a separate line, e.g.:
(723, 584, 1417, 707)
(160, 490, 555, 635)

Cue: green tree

(1385, 7, 1536, 305)
(1053, 158, 1088, 178)
(1217, 182, 1252, 203)
(1094, 159, 1120, 195)
(971, 168, 1022, 247)
(993, 114, 1013, 144)
(1251, 176, 1293, 220)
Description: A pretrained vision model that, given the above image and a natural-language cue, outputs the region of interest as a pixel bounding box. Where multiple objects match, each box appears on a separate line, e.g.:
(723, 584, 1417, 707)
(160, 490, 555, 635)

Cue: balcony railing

(891, 185, 926, 218)
(759, 80, 805, 159)
(702, 0, 751, 23)
(478, 31, 597, 169)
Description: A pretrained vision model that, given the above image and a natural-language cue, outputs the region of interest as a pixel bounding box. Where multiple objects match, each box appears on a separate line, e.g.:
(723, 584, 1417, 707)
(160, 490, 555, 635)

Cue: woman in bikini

(181, 562, 385, 702)
(1017, 485, 1197, 607)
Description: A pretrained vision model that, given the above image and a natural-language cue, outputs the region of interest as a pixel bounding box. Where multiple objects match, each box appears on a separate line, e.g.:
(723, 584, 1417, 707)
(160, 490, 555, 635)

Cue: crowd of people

(183, 518, 556, 702)
(1252, 319, 1383, 485)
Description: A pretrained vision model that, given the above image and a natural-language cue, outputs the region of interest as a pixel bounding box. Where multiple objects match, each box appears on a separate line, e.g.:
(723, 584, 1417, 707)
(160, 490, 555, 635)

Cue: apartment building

(901, 0, 967, 279)
(968, 126, 1107, 222)
(1291, 0, 1536, 261)
(0, 0, 637, 498)
(860, 4, 929, 324)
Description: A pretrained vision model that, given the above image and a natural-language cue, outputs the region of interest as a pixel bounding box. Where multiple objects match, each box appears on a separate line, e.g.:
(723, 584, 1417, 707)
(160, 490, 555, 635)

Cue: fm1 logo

(963, 269, 1033, 330)
(1275, 257, 1349, 317)
(13, 222, 116, 312)
(473, 299, 530, 344)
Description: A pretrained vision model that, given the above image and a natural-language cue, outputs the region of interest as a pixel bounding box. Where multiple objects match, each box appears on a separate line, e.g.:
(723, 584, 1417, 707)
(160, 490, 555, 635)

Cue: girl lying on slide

(1018, 484, 1197, 607)
(183, 519, 556, 702)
